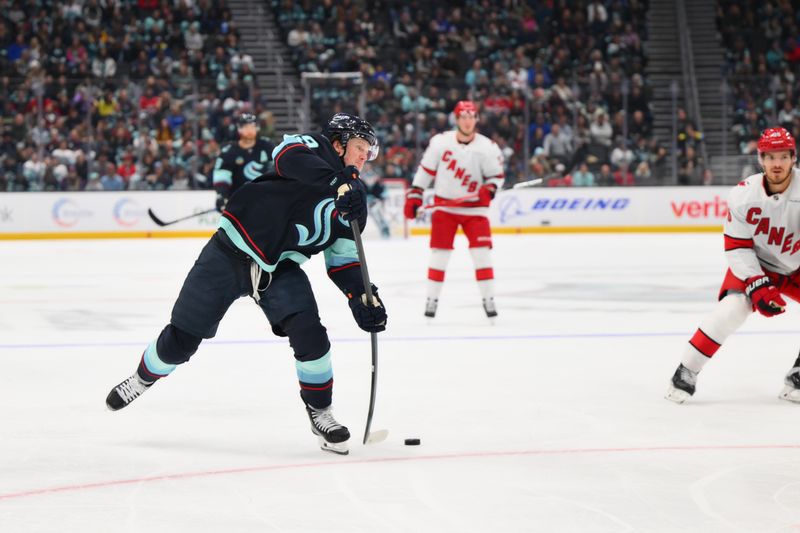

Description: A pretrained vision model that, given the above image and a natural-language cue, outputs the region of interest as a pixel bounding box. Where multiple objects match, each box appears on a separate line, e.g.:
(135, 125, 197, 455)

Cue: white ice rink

(2, 232, 800, 532)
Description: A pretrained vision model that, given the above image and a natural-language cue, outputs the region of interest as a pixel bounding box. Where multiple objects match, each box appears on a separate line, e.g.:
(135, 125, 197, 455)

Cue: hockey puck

(404, 438, 421, 446)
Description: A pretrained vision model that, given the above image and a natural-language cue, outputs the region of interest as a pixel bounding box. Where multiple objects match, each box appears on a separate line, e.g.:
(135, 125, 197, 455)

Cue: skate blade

(778, 385, 800, 403)
(318, 437, 349, 455)
(665, 385, 691, 404)
(364, 429, 389, 445)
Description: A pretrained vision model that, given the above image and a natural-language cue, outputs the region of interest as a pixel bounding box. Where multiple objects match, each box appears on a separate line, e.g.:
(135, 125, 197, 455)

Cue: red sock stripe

(138, 353, 166, 380)
(299, 380, 333, 391)
(428, 268, 445, 282)
(724, 234, 754, 251)
(689, 328, 721, 358)
(475, 268, 494, 281)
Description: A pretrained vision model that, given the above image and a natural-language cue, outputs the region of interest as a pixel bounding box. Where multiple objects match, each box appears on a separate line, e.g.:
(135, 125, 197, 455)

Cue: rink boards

(0, 186, 730, 239)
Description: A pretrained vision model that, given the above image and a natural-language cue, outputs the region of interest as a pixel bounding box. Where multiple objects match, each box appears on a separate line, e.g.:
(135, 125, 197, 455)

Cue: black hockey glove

(215, 192, 228, 213)
(328, 165, 360, 191)
(348, 284, 387, 333)
(335, 176, 368, 225)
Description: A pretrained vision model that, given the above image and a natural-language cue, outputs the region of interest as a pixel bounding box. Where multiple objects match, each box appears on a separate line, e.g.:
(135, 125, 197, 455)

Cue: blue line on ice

(1, 329, 798, 350)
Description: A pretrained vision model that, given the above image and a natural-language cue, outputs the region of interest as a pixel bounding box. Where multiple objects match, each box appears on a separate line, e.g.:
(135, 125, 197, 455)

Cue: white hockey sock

(469, 247, 494, 299)
(681, 293, 751, 373)
(427, 249, 451, 300)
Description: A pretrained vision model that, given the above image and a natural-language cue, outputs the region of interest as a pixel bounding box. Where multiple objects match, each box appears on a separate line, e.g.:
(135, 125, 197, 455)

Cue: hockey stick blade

(512, 178, 544, 189)
(365, 429, 389, 444)
(147, 207, 217, 227)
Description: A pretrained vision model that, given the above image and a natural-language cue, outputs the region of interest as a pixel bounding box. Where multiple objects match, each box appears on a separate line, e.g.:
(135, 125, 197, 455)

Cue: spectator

(572, 162, 595, 187)
(100, 163, 125, 190)
(590, 109, 613, 148)
(596, 163, 615, 186)
(542, 123, 574, 166)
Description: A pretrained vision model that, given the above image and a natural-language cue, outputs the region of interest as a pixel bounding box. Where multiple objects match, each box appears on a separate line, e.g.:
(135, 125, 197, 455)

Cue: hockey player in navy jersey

(213, 113, 276, 212)
(106, 113, 387, 455)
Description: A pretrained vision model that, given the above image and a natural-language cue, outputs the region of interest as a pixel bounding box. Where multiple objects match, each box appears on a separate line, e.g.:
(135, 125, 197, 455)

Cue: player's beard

(764, 166, 792, 189)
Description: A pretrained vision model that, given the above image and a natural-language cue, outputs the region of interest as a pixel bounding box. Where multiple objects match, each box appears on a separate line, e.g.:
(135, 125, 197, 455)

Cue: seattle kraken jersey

(217, 133, 366, 295)
(212, 137, 276, 196)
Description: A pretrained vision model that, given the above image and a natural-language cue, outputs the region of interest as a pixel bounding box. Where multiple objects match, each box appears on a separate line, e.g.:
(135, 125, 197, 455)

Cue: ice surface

(1, 233, 799, 532)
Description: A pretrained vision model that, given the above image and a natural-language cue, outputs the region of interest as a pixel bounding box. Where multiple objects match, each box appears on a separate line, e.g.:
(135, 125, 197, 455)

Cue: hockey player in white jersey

(403, 100, 505, 319)
(666, 127, 800, 404)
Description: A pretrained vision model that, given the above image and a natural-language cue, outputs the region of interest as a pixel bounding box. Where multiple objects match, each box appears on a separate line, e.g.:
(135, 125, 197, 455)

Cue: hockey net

(362, 177, 408, 240)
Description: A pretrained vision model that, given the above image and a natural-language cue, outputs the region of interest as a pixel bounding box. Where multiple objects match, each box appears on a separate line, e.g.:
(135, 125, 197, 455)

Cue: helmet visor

(367, 138, 380, 161)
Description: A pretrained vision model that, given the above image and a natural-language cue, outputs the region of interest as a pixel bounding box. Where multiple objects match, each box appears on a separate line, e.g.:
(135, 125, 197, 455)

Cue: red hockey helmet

(453, 100, 478, 117)
(757, 127, 796, 154)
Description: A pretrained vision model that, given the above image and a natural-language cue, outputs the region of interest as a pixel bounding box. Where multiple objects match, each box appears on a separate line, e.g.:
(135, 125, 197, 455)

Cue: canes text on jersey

(746, 207, 800, 254)
(441, 150, 478, 192)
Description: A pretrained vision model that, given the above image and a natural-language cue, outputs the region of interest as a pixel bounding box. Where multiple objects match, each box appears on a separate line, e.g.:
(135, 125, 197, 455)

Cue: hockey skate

(106, 374, 153, 411)
(424, 297, 438, 318)
(779, 356, 800, 403)
(482, 297, 498, 319)
(305, 404, 350, 455)
(665, 364, 697, 404)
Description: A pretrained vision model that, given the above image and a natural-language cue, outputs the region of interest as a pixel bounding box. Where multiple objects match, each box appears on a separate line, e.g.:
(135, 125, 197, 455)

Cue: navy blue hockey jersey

(217, 133, 367, 295)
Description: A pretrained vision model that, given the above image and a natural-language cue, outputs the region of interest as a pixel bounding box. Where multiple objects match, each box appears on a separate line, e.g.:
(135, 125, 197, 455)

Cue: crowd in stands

(717, 0, 800, 156)
(274, 0, 680, 187)
(1, 0, 718, 192)
(0, 0, 272, 192)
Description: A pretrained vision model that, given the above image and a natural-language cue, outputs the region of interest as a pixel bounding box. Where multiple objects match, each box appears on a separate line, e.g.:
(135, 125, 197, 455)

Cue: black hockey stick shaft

(350, 219, 380, 445)
(147, 208, 217, 227)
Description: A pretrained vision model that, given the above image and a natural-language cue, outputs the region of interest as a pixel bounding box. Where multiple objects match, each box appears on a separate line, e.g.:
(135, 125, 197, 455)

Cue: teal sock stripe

(295, 351, 333, 384)
(143, 340, 176, 376)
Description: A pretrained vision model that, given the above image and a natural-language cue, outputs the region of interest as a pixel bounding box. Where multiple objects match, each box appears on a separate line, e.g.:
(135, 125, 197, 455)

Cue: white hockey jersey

(411, 131, 505, 216)
(725, 169, 800, 278)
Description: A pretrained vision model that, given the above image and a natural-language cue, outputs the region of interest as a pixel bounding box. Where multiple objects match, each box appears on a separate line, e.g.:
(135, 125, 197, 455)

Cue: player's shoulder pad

(727, 173, 761, 205)
(271, 133, 311, 160)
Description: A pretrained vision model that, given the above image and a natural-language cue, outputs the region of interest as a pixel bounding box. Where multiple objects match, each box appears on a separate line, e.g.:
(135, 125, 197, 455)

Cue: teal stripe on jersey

(324, 238, 358, 267)
(217, 218, 312, 272)
(143, 340, 176, 376)
(213, 168, 233, 185)
(272, 134, 303, 160)
(295, 351, 332, 384)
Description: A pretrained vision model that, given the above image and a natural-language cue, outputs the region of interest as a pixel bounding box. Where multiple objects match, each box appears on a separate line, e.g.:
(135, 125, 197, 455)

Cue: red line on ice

(2, 444, 799, 501)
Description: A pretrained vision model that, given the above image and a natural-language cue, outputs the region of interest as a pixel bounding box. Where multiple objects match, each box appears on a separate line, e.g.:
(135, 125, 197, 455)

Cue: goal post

(300, 72, 365, 133)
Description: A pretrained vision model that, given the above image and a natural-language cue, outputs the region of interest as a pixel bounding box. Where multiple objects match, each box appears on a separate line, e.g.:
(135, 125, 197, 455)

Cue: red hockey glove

(403, 186, 424, 219)
(745, 275, 787, 317)
(476, 184, 497, 207)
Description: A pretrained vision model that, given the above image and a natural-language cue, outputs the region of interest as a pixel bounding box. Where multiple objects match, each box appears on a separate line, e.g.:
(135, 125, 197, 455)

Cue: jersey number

(298, 135, 319, 148)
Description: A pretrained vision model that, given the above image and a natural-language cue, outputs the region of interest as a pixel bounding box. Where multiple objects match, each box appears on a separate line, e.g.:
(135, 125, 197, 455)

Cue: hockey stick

(147, 207, 217, 227)
(350, 219, 388, 445)
(418, 193, 480, 216)
(512, 177, 544, 189)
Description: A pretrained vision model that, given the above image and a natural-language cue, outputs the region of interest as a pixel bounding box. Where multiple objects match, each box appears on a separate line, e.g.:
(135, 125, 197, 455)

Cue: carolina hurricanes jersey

(725, 169, 800, 278)
(411, 131, 504, 216)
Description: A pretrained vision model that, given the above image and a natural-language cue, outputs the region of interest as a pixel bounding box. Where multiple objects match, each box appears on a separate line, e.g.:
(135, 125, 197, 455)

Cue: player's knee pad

(281, 311, 330, 361)
(469, 247, 492, 269)
(716, 292, 752, 323)
(429, 248, 452, 270)
(702, 293, 752, 339)
(155, 324, 202, 365)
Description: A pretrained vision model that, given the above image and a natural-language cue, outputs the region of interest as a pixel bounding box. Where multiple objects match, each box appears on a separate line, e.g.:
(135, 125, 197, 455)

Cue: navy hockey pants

(142, 231, 333, 407)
